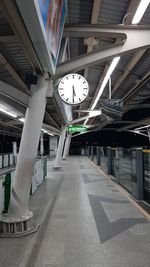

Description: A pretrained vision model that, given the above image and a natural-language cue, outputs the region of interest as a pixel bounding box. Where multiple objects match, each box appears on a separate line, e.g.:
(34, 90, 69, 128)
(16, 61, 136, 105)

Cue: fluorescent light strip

(84, 57, 120, 125)
(48, 133, 54, 136)
(84, 119, 88, 125)
(132, 0, 150, 24)
(19, 117, 25, 123)
(135, 124, 150, 131)
(91, 57, 120, 111)
(0, 107, 17, 118)
(42, 128, 54, 136)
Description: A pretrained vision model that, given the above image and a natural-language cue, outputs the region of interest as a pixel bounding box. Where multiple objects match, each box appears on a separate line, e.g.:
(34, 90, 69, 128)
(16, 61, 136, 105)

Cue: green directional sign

(67, 125, 87, 133)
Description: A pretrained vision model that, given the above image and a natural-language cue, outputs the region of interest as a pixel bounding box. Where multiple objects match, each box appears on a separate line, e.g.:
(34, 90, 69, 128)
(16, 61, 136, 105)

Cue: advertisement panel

(16, 0, 67, 75)
(37, 0, 66, 67)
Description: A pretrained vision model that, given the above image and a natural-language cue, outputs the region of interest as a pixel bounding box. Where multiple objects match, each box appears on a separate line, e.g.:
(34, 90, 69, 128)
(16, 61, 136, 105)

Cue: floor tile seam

(85, 157, 150, 221)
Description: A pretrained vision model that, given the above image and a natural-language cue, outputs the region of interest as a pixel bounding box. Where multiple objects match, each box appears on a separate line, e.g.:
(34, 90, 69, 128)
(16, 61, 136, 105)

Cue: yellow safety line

(143, 150, 150, 153)
(86, 157, 150, 221)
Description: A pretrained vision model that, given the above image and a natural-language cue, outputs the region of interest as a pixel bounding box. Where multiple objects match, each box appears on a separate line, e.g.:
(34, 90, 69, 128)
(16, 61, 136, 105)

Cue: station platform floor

(1, 156, 150, 267)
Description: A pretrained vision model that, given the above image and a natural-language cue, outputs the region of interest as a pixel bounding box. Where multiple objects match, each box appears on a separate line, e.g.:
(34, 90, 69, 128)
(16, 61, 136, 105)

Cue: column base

(0, 210, 39, 238)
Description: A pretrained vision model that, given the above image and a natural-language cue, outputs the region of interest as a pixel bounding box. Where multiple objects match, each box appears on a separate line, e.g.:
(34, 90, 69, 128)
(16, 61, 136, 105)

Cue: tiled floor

(0, 156, 150, 266)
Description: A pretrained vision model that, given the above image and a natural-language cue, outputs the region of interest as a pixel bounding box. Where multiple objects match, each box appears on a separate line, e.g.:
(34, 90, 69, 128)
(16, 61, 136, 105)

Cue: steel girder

(55, 24, 150, 78)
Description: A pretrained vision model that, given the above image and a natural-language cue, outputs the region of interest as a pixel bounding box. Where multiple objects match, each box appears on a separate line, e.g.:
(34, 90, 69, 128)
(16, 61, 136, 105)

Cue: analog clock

(58, 73, 89, 105)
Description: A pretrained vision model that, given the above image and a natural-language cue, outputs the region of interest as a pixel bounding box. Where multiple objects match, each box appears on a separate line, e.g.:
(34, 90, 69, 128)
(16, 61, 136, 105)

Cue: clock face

(58, 73, 89, 105)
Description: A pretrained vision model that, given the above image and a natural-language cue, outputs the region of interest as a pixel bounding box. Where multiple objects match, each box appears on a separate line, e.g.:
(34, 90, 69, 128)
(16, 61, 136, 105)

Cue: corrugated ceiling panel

(3, 43, 31, 72)
(0, 9, 13, 35)
(130, 49, 150, 77)
(68, 0, 93, 58)
(69, 37, 87, 58)
(115, 75, 137, 98)
(68, 0, 93, 23)
(98, 0, 129, 24)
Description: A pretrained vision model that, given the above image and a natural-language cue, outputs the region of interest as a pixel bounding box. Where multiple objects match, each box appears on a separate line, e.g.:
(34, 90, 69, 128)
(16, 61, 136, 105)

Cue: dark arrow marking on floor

(82, 173, 105, 184)
(88, 194, 147, 243)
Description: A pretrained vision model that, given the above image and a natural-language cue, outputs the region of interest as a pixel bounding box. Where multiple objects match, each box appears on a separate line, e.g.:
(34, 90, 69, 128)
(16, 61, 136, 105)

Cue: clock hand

(73, 85, 76, 96)
(72, 85, 76, 103)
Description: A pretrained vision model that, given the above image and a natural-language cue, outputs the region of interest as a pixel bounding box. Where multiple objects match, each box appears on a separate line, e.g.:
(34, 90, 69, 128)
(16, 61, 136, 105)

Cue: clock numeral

(83, 94, 86, 96)
(78, 98, 81, 101)
(66, 76, 68, 80)
(83, 88, 87, 90)
(61, 94, 64, 97)
(78, 76, 81, 80)
(61, 81, 64, 84)
(83, 81, 86, 84)
(66, 98, 69, 101)
(72, 75, 74, 79)
(59, 88, 64, 90)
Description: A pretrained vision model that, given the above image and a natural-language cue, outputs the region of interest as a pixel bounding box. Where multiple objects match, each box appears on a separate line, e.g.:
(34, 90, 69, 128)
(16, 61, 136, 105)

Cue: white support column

(62, 134, 70, 159)
(12, 142, 17, 156)
(7, 76, 49, 219)
(40, 132, 44, 156)
(12, 141, 17, 165)
(53, 126, 66, 170)
(49, 135, 58, 158)
(63, 134, 72, 159)
(66, 134, 72, 156)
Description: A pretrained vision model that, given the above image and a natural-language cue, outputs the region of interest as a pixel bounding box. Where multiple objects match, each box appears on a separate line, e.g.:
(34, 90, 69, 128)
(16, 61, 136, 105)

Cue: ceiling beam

(45, 110, 60, 129)
(68, 111, 101, 125)
(112, 49, 146, 96)
(42, 123, 61, 135)
(123, 71, 150, 103)
(56, 26, 150, 78)
(0, 35, 17, 43)
(111, 0, 146, 96)
(0, 0, 42, 72)
(84, 0, 103, 79)
(117, 119, 150, 132)
(0, 129, 21, 137)
(0, 80, 29, 107)
(0, 52, 29, 91)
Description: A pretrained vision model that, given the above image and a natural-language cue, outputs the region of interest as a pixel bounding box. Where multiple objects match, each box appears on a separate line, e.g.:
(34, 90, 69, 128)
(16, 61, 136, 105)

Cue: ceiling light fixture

(0, 106, 17, 118)
(132, 0, 150, 24)
(19, 118, 25, 123)
(84, 57, 120, 125)
(42, 128, 54, 136)
(91, 57, 120, 111)
(42, 128, 48, 133)
(48, 132, 54, 136)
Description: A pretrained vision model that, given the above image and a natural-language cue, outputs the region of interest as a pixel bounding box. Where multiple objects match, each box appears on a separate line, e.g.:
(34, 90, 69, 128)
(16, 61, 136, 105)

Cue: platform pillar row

(63, 134, 71, 159)
(53, 126, 66, 170)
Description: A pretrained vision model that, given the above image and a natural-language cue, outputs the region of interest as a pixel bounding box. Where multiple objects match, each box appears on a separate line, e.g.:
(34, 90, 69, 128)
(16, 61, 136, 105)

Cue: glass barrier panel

(111, 149, 115, 176)
(0, 155, 2, 168)
(143, 151, 150, 203)
(100, 147, 108, 173)
(116, 148, 132, 193)
(4, 154, 9, 167)
(93, 146, 97, 164)
(10, 154, 14, 165)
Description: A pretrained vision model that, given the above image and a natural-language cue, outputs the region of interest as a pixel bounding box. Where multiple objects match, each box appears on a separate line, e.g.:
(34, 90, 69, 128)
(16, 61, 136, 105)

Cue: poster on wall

(37, 0, 66, 67)
(16, 0, 67, 75)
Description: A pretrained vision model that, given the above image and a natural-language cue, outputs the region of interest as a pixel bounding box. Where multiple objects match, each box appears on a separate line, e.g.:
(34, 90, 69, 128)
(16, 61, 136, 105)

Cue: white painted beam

(56, 25, 150, 78)
(0, 80, 29, 106)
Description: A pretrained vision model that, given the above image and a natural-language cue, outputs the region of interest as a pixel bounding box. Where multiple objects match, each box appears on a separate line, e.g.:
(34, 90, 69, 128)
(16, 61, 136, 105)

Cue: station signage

(67, 125, 87, 133)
